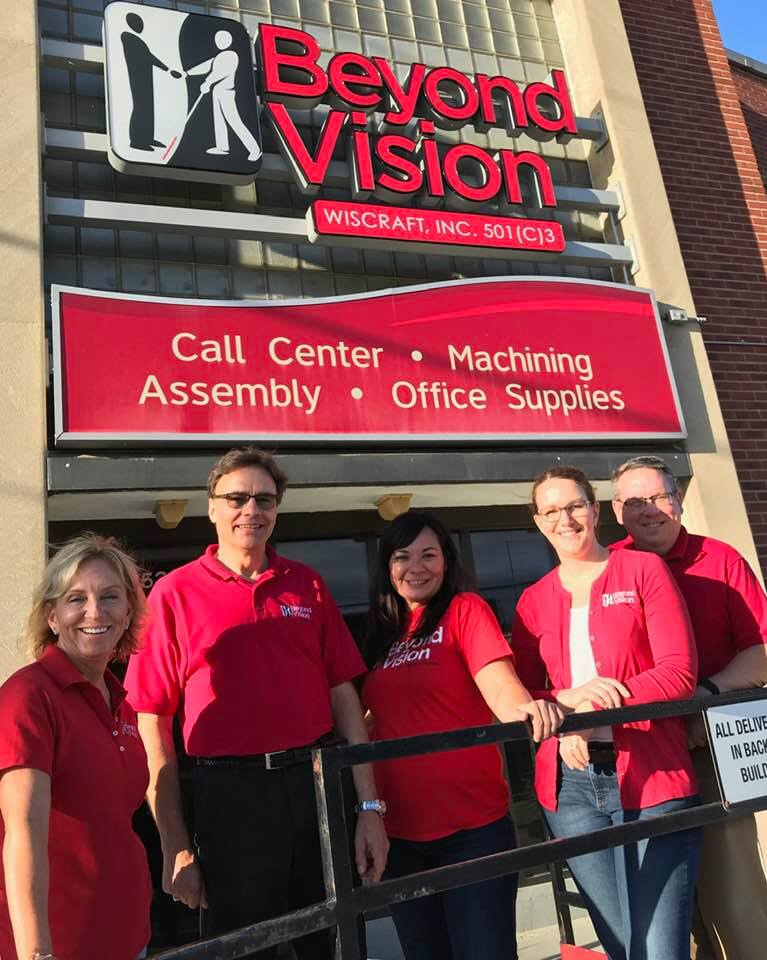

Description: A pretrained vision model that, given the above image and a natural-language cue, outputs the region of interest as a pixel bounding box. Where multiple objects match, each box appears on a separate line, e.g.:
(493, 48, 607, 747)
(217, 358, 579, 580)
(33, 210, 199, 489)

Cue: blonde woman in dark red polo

(0, 535, 151, 960)
(513, 466, 702, 960)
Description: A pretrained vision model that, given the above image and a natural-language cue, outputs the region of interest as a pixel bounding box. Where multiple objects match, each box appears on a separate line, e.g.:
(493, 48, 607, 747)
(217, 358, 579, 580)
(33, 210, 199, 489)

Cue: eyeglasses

(210, 492, 279, 511)
(616, 492, 677, 512)
(536, 499, 593, 525)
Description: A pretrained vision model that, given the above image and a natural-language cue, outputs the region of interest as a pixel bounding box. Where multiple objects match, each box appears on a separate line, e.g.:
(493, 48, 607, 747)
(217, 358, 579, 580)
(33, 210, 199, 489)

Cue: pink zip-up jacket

(512, 549, 698, 811)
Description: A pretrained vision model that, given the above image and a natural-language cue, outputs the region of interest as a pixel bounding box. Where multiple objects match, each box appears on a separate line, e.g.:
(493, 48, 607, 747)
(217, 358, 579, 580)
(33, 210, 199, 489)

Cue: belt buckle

(265, 750, 287, 770)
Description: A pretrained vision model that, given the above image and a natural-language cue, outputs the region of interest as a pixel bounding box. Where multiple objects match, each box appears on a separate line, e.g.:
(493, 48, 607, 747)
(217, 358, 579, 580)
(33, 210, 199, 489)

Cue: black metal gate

(155, 689, 767, 959)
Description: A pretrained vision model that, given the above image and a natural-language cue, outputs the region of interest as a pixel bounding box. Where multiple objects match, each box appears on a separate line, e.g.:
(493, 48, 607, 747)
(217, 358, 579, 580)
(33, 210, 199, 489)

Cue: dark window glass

(274, 538, 369, 612)
(470, 529, 554, 630)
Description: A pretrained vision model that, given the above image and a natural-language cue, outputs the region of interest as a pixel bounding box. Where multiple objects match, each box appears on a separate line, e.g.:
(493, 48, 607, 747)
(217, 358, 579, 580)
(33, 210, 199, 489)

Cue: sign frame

(50, 276, 687, 447)
(704, 698, 767, 808)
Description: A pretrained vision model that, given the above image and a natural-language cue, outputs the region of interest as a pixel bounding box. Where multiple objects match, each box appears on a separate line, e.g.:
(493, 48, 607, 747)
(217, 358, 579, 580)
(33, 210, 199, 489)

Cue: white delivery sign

(704, 699, 767, 806)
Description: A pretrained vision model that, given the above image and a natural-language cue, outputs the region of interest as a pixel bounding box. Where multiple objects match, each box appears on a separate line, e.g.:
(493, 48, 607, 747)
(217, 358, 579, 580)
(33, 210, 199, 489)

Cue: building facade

(0, 0, 763, 687)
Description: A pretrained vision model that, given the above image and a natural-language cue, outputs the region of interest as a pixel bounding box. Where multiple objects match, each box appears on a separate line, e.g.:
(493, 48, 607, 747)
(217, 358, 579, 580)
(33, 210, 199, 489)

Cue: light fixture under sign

(154, 499, 188, 530)
(376, 494, 413, 521)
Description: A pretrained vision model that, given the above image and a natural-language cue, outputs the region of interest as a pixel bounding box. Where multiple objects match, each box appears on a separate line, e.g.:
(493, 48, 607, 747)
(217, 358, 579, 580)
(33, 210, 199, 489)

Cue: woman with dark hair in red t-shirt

(362, 511, 561, 960)
(513, 466, 701, 960)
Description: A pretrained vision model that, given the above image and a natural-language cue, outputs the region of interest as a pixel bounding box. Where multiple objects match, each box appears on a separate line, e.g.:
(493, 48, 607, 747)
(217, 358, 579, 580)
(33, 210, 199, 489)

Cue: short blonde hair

(27, 533, 147, 662)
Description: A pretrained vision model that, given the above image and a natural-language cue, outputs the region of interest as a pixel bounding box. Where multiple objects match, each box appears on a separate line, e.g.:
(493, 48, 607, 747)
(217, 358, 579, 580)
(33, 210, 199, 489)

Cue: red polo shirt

(363, 593, 512, 841)
(611, 527, 767, 679)
(125, 545, 365, 755)
(0, 645, 151, 960)
(512, 549, 698, 811)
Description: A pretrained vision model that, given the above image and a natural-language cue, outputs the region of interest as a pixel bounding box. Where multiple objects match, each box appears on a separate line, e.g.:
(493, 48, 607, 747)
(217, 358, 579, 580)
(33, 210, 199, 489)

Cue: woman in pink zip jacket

(512, 466, 701, 960)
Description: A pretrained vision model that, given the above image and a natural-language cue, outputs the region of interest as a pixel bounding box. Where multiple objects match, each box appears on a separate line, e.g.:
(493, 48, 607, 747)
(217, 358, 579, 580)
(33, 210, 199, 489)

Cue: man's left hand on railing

(355, 811, 389, 884)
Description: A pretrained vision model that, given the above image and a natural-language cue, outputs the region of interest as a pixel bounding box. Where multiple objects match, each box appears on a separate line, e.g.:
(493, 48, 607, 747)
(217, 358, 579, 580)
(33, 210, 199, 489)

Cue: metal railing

(156, 688, 767, 960)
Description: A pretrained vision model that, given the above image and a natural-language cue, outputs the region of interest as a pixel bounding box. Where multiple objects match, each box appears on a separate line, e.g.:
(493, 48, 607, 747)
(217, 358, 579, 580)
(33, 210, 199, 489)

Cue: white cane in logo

(180, 31, 262, 162)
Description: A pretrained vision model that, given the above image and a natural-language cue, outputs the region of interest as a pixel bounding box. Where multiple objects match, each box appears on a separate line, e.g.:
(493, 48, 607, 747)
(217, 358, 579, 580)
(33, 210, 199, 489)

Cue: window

(470, 528, 554, 630)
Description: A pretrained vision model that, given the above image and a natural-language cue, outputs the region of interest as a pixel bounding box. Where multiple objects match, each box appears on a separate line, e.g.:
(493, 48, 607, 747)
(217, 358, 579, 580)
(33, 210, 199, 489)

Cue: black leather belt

(588, 740, 617, 765)
(195, 732, 344, 771)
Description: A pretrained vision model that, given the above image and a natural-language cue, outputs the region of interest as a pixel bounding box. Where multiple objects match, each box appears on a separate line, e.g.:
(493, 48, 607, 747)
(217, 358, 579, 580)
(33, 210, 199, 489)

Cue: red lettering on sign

(524, 70, 578, 136)
(328, 53, 383, 109)
(376, 135, 423, 194)
(258, 24, 327, 103)
(350, 112, 375, 194)
(374, 59, 427, 127)
(54, 281, 685, 445)
(423, 67, 480, 125)
(419, 121, 445, 199)
(256, 25, 578, 214)
(499, 149, 557, 207)
(476, 74, 529, 130)
(267, 103, 345, 191)
(442, 145, 502, 203)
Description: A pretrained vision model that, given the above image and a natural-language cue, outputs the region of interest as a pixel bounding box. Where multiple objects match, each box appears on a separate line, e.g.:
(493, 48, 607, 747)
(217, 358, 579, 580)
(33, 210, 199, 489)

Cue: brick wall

(619, 0, 767, 572)
(731, 61, 767, 188)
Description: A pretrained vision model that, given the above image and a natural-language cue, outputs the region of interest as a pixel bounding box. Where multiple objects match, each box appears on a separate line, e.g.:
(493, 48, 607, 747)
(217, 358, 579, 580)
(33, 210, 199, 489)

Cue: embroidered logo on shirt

(121, 721, 138, 738)
(602, 590, 637, 607)
(280, 603, 313, 620)
(383, 626, 443, 669)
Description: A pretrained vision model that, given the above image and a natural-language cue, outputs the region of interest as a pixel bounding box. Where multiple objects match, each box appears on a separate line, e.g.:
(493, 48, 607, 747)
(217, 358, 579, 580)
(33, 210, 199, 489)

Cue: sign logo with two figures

(103, 1, 262, 182)
(102, 1, 580, 254)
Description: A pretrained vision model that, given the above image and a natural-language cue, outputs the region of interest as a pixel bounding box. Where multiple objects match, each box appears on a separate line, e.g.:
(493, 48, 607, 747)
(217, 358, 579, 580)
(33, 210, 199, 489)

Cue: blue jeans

(384, 815, 519, 960)
(545, 761, 702, 960)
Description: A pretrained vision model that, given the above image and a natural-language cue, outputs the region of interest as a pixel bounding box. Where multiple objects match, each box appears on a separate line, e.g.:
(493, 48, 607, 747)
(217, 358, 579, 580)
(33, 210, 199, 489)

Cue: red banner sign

(308, 201, 566, 253)
(52, 280, 684, 445)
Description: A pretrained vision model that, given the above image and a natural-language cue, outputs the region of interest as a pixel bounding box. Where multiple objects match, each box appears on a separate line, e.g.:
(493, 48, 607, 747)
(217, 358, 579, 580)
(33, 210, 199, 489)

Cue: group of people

(0, 445, 766, 960)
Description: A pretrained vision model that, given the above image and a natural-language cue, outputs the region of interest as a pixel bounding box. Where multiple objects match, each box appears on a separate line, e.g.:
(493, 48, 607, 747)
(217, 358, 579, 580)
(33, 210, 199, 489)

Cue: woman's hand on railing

(513, 699, 565, 743)
(557, 677, 631, 711)
(558, 702, 596, 769)
(558, 730, 592, 770)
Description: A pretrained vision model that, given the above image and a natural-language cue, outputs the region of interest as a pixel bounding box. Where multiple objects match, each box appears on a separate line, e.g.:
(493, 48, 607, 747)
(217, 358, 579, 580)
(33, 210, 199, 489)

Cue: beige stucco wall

(0, 0, 48, 679)
(553, 0, 762, 579)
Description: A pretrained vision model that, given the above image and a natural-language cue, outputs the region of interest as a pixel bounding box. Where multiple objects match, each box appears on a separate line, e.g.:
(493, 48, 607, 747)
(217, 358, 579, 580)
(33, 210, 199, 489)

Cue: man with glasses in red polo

(125, 446, 387, 958)
(610, 455, 767, 960)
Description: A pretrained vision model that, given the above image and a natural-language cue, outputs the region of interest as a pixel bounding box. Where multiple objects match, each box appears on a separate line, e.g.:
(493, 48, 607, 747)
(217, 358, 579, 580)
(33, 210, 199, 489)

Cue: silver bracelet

(30, 953, 55, 960)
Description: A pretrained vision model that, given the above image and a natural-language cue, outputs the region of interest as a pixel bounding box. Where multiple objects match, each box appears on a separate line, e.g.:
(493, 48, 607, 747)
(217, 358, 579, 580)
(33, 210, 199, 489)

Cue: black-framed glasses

(210, 492, 279, 510)
(616, 492, 678, 512)
(536, 499, 593, 525)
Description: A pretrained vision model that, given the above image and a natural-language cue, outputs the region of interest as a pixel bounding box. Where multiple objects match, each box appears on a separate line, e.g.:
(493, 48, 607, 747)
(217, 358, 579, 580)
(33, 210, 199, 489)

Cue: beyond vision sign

(103, 2, 579, 255)
(52, 279, 686, 446)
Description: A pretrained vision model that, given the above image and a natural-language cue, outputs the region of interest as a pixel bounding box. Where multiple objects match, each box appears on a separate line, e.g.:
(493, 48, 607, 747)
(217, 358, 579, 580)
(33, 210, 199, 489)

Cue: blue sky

(712, 0, 767, 62)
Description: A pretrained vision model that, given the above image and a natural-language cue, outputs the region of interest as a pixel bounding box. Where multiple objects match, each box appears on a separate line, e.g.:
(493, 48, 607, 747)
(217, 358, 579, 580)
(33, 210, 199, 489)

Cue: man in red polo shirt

(125, 446, 388, 959)
(611, 455, 767, 960)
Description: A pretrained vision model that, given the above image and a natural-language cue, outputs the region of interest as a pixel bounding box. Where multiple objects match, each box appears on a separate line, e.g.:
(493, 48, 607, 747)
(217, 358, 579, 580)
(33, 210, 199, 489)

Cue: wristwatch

(356, 799, 387, 816)
(699, 678, 721, 696)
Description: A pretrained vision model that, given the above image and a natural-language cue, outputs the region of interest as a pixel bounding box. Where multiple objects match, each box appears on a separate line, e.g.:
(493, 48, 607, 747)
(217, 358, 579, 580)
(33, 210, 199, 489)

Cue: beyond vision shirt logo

(103, 1, 262, 183)
(280, 604, 313, 620)
(602, 590, 637, 607)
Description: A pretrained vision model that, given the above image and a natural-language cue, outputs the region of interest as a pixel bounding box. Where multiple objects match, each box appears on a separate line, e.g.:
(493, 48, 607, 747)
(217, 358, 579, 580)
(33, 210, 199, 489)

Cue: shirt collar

(39, 644, 127, 707)
(664, 525, 690, 562)
(200, 543, 289, 582)
(608, 526, 690, 562)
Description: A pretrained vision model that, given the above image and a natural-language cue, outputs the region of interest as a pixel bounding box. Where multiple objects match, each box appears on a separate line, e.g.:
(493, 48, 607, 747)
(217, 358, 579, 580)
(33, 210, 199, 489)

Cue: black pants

(194, 760, 335, 960)
(194, 762, 366, 960)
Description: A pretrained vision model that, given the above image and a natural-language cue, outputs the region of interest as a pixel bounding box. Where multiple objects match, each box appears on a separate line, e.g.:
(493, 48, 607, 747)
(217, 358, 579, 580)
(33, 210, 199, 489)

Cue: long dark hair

(364, 512, 469, 668)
